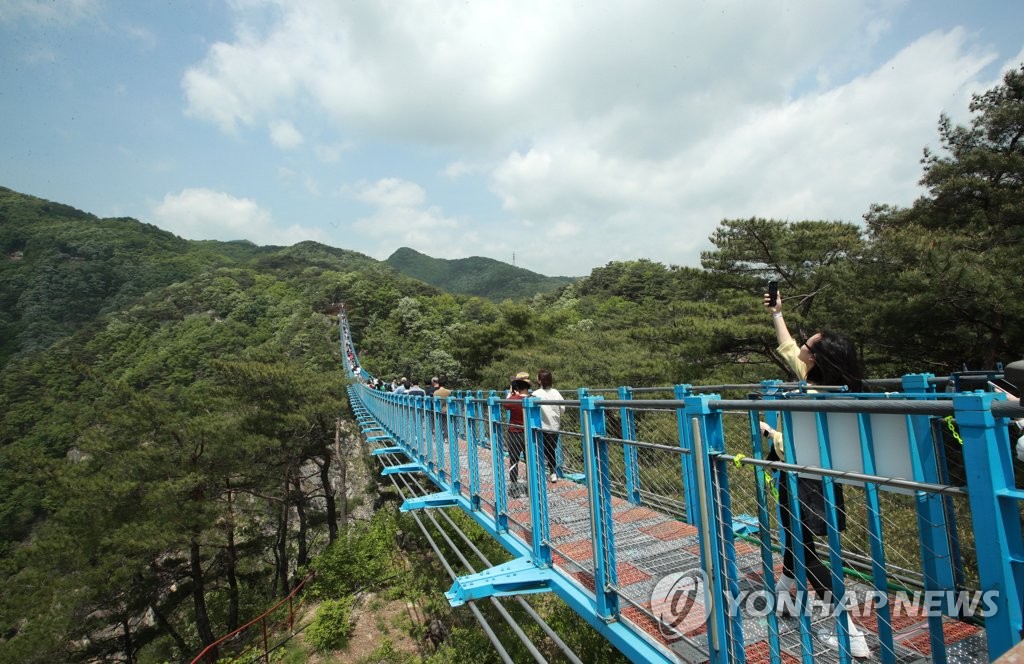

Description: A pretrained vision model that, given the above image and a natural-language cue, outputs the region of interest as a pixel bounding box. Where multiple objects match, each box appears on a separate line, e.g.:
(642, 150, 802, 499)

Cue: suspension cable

(401, 472, 585, 664)
(389, 469, 549, 664)
(381, 469, 516, 664)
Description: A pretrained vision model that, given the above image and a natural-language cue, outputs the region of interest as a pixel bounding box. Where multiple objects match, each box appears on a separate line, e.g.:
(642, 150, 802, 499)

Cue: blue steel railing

(339, 312, 1024, 663)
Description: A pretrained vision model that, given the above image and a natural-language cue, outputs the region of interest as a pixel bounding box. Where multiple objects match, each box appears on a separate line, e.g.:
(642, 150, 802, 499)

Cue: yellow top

(777, 338, 807, 380)
(769, 338, 813, 456)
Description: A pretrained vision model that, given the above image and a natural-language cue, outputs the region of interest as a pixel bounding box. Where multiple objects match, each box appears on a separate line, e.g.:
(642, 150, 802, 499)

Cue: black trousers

(542, 432, 559, 474)
(505, 430, 526, 483)
(778, 474, 836, 604)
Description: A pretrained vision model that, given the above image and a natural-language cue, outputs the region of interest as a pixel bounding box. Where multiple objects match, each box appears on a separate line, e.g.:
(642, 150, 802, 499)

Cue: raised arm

(764, 287, 794, 347)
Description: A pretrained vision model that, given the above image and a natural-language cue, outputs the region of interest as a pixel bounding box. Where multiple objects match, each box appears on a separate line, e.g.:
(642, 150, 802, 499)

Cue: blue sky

(1, 1, 1022, 276)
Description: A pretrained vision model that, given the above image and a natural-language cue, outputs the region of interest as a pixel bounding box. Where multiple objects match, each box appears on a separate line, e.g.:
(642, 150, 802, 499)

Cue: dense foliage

(0, 64, 1021, 663)
(385, 246, 576, 301)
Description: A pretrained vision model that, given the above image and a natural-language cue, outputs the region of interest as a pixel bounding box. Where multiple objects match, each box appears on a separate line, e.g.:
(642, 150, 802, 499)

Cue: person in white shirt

(532, 369, 565, 483)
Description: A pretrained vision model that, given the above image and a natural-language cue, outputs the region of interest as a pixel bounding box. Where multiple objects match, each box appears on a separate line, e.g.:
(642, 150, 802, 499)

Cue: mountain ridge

(385, 246, 575, 301)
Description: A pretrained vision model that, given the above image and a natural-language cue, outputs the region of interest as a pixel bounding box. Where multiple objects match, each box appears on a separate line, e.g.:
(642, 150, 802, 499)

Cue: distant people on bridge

(394, 378, 408, 395)
(407, 379, 425, 397)
(426, 376, 439, 397)
(503, 372, 531, 497)
(761, 286, 870, 658)
(532, 369, 565, 483)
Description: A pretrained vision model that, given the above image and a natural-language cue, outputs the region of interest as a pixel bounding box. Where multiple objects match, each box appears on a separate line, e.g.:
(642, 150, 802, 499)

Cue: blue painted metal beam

(446, 556, 556, 605)
(401, 491, 459, 511)
(371, 446, 405, 456)
(381, 462, 423, 476)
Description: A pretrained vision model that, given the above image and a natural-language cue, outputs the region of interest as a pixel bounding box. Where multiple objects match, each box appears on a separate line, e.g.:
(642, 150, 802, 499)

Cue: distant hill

(385, 247, 575, 301)
(0, 186, 418, 365)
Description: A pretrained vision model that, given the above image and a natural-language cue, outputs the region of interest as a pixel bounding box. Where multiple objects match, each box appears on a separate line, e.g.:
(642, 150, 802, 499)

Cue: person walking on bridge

(532, 369, 565, 482)
(761, 286, 870, 659)
(433, 376, 452, 442)
(503, 372, 531, 497)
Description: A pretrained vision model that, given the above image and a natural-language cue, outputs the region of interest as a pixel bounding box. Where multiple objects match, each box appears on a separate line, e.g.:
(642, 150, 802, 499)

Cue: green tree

(863, 64, 1024, 370)
(700, 218, 869, 379)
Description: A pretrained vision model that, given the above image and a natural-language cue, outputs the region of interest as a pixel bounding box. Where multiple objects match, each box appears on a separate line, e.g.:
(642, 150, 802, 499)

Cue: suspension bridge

(340, 309, 1024, 664)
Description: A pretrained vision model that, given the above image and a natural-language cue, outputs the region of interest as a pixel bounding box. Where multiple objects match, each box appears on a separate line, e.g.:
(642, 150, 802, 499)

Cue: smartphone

(768, 281, 778, 307)
(991, 379, 1021, 399)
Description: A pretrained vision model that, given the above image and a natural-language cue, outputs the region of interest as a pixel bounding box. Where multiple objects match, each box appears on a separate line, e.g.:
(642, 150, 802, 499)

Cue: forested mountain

(0, 65, 1021, 663)
(385, 246, 576, 301)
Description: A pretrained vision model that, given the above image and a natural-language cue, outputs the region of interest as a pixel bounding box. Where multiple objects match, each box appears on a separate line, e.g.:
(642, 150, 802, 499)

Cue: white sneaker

(774, 575, 795, 615)
(549, 472, 558, 482)
(820, 622, 870, 659)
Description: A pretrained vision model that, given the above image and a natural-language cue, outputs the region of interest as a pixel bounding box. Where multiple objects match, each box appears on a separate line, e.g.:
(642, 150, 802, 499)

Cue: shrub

(305, 597, 354, 652)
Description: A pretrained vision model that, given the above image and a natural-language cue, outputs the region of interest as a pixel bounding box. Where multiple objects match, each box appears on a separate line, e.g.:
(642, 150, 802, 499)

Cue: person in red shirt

(503, 372, 531, 496)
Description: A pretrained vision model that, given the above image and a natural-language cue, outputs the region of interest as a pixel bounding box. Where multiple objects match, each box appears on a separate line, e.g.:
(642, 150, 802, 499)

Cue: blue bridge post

(447, 395, 460, 497)
(674, 384, 698, 525)
(581, 395, 619, 620)
(749, 380, 785, 658)
(901, 373, 954, 662)
(524, 397, 552, 567)
(487, 394, 508, 534)
(415, 396, 427, 470)
(465, 395, 481, 511)
(619, 386, 642, 505)
(954, 391, 1024, 658)
(685, 393, 743, 664)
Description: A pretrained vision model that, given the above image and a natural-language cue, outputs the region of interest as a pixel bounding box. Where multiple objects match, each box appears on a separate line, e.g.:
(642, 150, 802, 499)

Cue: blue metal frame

(524, 398, 552, 567)
(581, 396, 619, 620)
(349, 383, 679, 664)
(674, 384, 697, 525)
(340, 316, 1024, 663)
(954, 391, 1024, 657)
(619, 386, 642, 505)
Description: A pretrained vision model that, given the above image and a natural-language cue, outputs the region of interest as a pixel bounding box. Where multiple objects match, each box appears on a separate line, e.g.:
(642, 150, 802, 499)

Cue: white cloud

(269, 119, 303, 149)
(488, 28, 997, 273)
(352, 178, 426, 208)
(152, 188, 328, 246)
(183, 1, 891, 145)
(345, 178, 472, 259)
(179, 0, 1015, 275)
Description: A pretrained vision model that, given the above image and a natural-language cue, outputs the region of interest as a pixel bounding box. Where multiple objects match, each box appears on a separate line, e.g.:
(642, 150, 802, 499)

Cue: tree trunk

(320, 449, 338, 544)
(295, 475, 308, 571)
(123, 620, 135, 664)
(277, 478, 290, 597)
(224, 482, 239, 632)
(190, 536, 217, 660)
(337, 418, 348, 534)
(152, 603, 189, 657)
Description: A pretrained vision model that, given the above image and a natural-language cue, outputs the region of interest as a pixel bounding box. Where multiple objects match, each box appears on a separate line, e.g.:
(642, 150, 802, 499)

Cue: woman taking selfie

(761, 285, 870, 658)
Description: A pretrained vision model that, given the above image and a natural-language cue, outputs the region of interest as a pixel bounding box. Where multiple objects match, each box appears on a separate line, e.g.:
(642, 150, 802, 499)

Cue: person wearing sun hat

(502, 372, 532, 497)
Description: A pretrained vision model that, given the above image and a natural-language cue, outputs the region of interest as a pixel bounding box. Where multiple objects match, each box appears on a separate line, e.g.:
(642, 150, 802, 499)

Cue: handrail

(340, 306, 1024, 661)
(189, 569, 317, 664)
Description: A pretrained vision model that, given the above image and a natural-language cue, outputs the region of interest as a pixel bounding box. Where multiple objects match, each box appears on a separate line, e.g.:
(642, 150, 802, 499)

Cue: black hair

(538, 369, 554, 389)
(511, 379, 531, 392)
(805, 329, 865, 392)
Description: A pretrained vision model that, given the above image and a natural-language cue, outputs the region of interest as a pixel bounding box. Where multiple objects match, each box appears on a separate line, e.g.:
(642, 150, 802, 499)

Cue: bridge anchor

(445, 556, 555, 606)
(381, 463, 423, 476)
(401, 491, 459, 511)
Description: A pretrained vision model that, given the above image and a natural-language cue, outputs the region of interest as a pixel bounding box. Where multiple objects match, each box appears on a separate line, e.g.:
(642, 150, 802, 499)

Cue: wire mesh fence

(355, 382, 1023, 663)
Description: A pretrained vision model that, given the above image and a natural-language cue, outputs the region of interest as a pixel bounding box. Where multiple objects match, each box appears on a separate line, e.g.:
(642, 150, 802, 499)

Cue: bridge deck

(443, 440, 988, 664)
